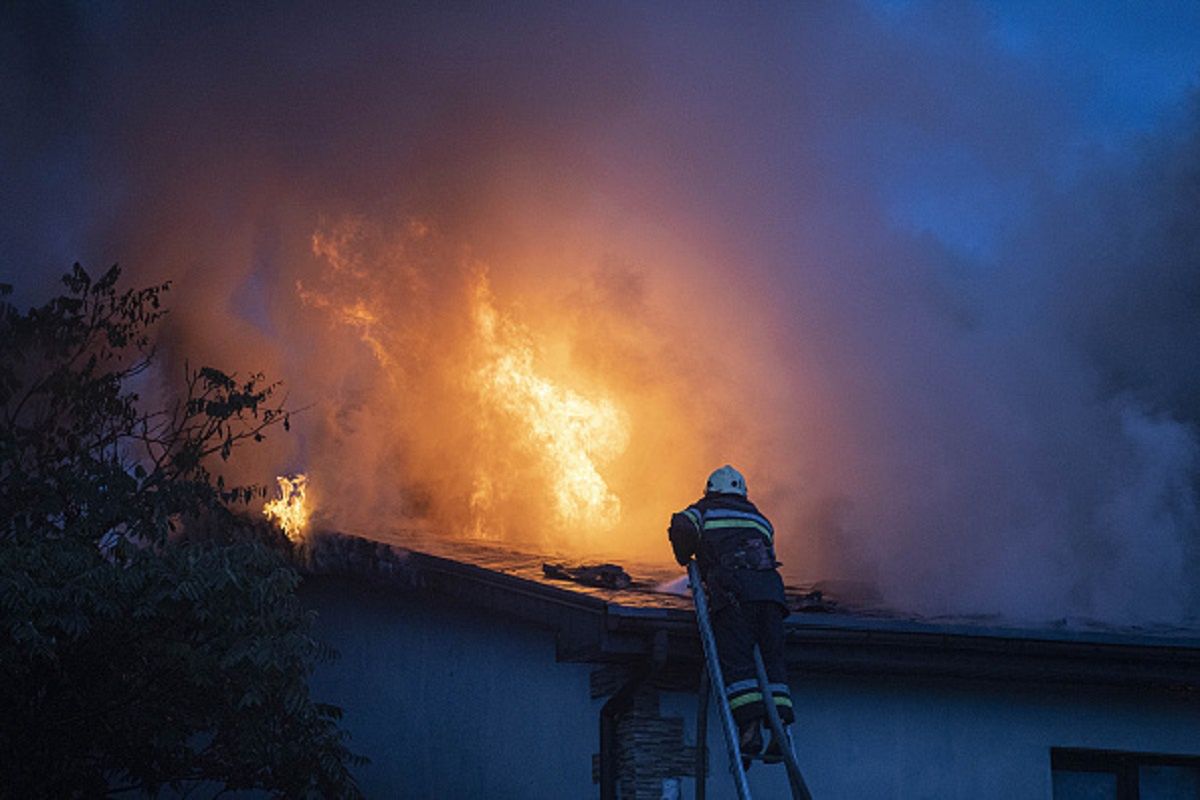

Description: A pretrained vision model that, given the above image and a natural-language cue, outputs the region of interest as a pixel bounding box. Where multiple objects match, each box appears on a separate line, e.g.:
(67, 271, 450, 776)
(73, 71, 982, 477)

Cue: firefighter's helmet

(706, 465, 747, 496)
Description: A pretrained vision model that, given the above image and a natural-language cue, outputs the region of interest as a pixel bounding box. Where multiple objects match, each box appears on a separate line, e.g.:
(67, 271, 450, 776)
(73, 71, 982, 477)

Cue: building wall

(663, 674, 1200, 799)
(305, 578, 1200, 799)
(302, 578, 600, 799)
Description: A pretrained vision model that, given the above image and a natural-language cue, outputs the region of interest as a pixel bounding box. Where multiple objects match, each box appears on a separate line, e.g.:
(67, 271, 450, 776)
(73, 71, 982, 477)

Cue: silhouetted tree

(0, 265, 362, 798)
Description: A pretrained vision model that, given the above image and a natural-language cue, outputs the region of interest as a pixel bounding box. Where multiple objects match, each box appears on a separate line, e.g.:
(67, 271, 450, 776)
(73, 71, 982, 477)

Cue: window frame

(1052, 747, 1200, 800)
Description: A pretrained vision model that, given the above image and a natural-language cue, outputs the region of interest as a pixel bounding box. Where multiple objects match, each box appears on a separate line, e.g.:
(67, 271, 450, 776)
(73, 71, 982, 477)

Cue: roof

(299, 530, 1200, 691)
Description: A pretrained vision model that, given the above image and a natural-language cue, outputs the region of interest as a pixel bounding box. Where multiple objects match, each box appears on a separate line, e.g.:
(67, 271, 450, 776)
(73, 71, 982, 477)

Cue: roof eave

(302, 533, 1200, 690)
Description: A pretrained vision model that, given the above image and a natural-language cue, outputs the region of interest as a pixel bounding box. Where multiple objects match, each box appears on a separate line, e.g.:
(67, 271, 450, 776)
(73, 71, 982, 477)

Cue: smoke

(3, 1, 1199, 623)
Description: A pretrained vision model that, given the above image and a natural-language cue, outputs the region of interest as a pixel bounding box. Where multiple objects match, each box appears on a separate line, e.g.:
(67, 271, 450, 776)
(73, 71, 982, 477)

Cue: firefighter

(668, 465, 794, 769)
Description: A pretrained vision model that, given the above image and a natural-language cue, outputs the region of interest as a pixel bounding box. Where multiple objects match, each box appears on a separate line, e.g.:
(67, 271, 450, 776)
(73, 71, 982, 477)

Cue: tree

(0, 265, 363, 798)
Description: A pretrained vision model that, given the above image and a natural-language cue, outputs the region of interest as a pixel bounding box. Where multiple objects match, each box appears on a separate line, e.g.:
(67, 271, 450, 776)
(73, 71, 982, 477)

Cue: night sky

(3, 1, 1200, 624)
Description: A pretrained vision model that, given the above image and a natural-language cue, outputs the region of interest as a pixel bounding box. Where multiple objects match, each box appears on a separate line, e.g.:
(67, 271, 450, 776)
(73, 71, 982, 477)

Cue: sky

(2, 1, 1200, 624)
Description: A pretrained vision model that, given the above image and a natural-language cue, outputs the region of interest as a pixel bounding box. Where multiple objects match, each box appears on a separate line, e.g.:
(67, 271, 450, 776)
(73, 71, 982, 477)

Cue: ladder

(687, 561, 813, 800)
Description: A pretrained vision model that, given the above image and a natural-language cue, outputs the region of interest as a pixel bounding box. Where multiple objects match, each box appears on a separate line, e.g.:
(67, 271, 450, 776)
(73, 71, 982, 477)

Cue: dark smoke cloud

(3, 1, 1199, 623)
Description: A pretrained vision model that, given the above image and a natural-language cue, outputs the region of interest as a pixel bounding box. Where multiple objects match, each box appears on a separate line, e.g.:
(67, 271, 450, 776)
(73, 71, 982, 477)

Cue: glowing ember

(470, 272, 629, 530)
(263, 474, 312, 541)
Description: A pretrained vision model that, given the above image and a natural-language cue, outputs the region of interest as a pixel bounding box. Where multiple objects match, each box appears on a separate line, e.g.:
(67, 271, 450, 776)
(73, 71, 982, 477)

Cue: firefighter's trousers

(712, 600, 795, 727)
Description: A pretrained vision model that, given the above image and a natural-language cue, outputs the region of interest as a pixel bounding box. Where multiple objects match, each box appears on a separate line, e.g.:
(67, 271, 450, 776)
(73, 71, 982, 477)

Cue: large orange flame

(298, 221, 637, 546)
(469, 272, 629, 533)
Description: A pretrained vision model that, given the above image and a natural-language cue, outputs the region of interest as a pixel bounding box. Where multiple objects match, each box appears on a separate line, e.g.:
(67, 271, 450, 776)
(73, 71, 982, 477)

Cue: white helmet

(706, 465, 747, 496)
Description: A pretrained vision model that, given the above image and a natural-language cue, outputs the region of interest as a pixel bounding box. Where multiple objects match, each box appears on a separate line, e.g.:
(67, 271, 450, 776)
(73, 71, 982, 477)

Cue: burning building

(8, 1, 1200, 624)
(296, 528, 1200, 799)
(7, 1, 1200, 797)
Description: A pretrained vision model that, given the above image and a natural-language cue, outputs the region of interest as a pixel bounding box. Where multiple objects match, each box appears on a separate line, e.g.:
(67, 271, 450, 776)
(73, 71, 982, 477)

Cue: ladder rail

(687, 561, 753, 800)
(695, 665, 709, 800)
(752, 645, 813, 800)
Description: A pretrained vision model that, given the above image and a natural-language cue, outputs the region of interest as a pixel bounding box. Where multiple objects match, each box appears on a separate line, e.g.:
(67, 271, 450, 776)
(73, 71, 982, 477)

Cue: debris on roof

(543, 562, 633, 590)
(789, 589, 831, 613)
(809, 579, 883, 609)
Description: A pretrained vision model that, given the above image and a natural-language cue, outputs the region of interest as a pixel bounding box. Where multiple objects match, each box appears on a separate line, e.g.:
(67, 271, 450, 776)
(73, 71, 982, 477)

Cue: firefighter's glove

(668, 512, 699, 566)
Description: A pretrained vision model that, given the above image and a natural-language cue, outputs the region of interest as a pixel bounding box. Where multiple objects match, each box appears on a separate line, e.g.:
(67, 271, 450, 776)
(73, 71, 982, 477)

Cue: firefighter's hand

(668, 514, 698, 565)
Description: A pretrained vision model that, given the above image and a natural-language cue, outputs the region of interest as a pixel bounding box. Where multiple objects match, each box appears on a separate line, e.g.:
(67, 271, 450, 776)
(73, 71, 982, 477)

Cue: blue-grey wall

(303, 579, 599, 798)
(663, 675, 1200, 799)
(306, 580, 1200, 799)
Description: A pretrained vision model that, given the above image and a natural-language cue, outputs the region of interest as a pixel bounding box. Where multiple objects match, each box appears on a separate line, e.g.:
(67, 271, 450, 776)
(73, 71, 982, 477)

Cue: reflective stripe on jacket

(668, 493, 787, 610)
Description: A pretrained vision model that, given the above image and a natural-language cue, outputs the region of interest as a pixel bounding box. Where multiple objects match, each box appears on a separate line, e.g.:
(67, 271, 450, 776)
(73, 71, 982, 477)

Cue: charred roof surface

(301, 531, 1200, 691)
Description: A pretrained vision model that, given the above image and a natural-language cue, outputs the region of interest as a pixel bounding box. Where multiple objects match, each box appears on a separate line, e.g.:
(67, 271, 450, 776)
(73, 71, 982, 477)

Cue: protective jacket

(668, 493, 787, 612)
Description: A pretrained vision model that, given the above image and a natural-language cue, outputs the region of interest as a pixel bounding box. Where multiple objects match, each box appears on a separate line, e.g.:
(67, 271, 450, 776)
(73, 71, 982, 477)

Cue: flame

(469, 272, 629, 532)
(263, 474, 312, 541)
(299, 221, 641, 546)
(295, 284, 397, 371)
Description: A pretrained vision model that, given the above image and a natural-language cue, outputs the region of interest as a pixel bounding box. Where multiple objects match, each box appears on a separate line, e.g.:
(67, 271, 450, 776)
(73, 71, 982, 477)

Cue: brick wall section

(620, 689, 698, 798)
(592, 676, 700, 800)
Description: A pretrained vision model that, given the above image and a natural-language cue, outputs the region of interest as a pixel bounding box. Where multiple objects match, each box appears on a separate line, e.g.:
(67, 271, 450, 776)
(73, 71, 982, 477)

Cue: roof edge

(299, 532, 1200, 690)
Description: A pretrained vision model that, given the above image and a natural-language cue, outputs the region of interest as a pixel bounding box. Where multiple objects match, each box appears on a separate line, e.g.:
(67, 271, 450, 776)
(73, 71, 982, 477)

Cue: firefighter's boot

(762, 727, 787, 765)
(738, 719, 763, 770)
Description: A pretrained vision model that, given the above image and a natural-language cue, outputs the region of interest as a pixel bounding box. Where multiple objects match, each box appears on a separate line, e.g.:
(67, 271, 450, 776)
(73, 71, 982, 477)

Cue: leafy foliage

(0, 266, 362, 798)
